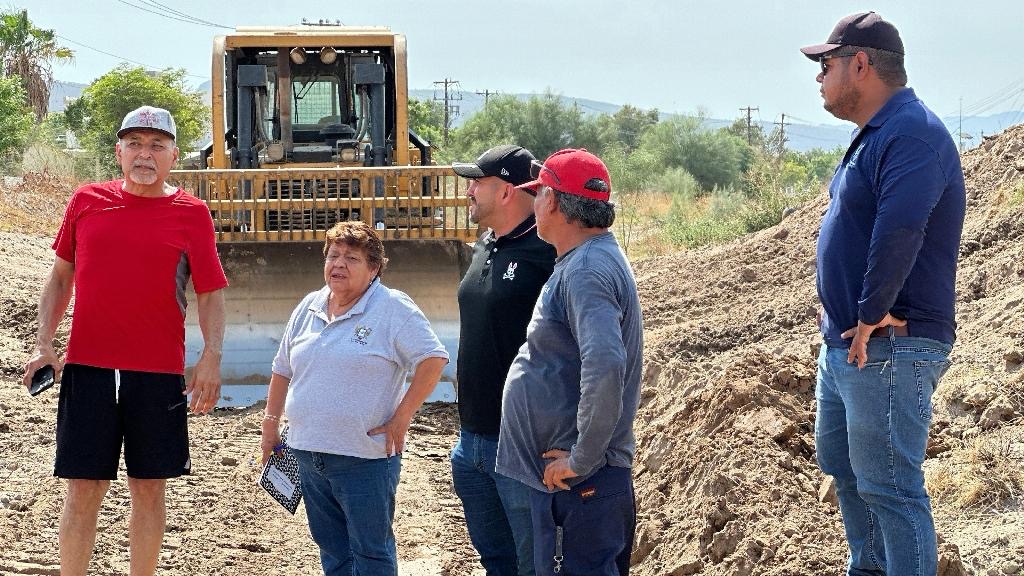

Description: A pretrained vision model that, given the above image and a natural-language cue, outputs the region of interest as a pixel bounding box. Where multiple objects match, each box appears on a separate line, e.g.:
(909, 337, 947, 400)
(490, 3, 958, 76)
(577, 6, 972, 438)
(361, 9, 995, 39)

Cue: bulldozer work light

(319, 47, 338, 64)
(289, 47, 306, 65)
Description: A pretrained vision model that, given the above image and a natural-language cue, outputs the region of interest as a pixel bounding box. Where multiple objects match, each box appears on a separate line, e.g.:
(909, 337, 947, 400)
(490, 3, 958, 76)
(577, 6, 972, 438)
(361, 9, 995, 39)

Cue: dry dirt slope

(628, 126, 1024, 575)
(1, 126, 1023, 575)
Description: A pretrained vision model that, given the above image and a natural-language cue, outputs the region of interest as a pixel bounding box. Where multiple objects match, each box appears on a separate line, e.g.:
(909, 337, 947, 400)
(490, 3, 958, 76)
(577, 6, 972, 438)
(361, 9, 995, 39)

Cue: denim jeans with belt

(451, 429, 535, 576)
(815, 331, 952, 576)
(292, 449, 402, 576)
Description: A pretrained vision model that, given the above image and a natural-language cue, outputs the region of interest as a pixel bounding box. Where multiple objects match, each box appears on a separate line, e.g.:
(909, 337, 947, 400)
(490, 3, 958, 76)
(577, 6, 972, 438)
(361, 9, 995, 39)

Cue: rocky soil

(2, 125, 1023, 575)
(629, 126, 1024, 575)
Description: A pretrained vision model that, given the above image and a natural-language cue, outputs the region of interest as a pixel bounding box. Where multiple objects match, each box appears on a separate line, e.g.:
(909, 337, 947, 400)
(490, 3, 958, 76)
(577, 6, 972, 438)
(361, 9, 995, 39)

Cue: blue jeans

(815, 333, 951, 576)
(293, 449, 402, 576)
(451, 430, 535, 576)
(529, 465, 635, 576)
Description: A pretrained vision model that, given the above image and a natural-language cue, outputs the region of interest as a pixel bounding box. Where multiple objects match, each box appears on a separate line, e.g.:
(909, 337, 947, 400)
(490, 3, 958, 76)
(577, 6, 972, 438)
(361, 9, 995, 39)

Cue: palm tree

(0, 9, 73, 121)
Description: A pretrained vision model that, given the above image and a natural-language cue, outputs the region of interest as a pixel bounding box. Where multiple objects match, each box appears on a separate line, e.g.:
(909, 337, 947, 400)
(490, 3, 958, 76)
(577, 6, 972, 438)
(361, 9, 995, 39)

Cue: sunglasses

(819, 51, 874, 76)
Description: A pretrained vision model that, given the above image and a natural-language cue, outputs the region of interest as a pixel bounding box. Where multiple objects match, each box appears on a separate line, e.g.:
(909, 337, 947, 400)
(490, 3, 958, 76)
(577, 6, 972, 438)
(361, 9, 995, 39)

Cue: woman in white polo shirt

(260, 221, 448, 576)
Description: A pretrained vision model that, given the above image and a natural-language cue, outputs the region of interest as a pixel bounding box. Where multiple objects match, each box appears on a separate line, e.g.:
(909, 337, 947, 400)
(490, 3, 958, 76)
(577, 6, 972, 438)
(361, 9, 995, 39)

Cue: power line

(140, 0, 234, 27)
(433, 78, 462, 146)
(114, 0, 230, 29)
(135, 0, 230, 27)
(954, 76, 1024, 117)
(55, 34, 207, 80)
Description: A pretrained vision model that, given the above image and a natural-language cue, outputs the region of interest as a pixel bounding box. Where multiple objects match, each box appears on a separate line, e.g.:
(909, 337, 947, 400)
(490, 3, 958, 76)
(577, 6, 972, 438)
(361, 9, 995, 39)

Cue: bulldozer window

(293, 74, 341, 126)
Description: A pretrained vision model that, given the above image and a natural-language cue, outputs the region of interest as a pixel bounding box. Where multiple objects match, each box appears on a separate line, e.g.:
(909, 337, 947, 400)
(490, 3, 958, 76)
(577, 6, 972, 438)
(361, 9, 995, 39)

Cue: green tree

(611, 104, 659, 151)
(449, 93, 608, 161)
(725, 116, 767, 151)
(0, 74, 33, 169)
(600, 142, 660, 194)
(638, 115, 748, 192)
(408, 97, 444, 147)
(65, 65, 208, 175)
(800, 146, 844, 183)
(0, 9, 73, 120)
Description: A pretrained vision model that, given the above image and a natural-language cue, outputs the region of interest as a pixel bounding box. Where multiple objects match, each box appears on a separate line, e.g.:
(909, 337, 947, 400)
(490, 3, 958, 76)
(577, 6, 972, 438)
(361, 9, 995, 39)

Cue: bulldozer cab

(202, 26, 430, 171)
(173, 27, 474, 396)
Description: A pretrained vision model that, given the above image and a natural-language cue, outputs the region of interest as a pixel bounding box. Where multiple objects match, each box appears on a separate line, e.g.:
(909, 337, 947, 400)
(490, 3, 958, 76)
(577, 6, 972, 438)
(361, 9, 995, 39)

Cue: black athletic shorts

(54, 364, 191, 480)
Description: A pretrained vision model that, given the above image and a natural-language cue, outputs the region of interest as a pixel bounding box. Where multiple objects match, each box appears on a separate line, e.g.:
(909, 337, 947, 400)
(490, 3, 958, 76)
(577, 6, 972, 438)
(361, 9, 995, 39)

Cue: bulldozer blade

(184, 240, 472, 391)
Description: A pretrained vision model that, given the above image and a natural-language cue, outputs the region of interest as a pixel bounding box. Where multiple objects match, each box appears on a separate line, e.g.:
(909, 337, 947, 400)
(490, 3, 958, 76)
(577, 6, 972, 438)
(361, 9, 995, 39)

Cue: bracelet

(263, 413, 281, 422)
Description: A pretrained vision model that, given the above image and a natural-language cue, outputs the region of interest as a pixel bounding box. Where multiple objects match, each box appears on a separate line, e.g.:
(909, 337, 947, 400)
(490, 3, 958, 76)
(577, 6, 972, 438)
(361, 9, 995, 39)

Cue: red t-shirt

(53, 180, 229, 374)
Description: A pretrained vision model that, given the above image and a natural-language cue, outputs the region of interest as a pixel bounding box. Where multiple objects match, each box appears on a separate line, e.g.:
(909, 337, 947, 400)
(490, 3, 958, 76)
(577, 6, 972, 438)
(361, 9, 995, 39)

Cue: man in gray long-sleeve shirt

(496, 148, 643, 576)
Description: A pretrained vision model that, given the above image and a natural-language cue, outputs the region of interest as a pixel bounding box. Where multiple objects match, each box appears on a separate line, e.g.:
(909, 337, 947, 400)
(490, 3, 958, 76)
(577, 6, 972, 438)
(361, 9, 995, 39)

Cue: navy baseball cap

(800, 12, 904, 61)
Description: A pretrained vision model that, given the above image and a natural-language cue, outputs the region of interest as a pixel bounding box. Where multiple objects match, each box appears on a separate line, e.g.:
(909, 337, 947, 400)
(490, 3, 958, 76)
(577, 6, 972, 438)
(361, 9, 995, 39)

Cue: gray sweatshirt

(496, 232, 643, 492)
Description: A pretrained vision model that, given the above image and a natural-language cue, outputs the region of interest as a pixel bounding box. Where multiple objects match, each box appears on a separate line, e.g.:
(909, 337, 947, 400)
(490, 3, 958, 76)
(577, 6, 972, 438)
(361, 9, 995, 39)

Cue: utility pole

(774, 113, 788, 150)
(476, 89, 498, 106)
(739, 106, 759, 144)
(433, 78, 462, 146)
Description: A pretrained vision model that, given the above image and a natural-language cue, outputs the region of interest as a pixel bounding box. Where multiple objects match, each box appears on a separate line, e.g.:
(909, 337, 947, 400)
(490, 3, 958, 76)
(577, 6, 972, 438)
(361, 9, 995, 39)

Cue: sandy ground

(0, 374, 480, 576)
(3, 125, 1024, 575)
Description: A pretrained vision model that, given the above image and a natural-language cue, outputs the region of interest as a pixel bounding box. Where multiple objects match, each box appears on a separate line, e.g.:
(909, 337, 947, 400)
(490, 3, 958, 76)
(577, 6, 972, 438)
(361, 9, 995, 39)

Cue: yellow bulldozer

(172, 26, 474, 396)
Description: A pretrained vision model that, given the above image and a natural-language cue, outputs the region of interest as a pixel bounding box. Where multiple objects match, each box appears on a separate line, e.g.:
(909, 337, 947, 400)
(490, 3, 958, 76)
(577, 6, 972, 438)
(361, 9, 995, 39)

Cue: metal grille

(265, 178, 358, 199)
(169, 166, 476, 242)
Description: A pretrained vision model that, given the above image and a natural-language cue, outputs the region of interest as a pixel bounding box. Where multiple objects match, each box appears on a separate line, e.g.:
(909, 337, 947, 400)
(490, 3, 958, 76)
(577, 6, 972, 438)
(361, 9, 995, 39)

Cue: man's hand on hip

(541, 449, 578, 492)
(841, 313, 907, 369)
(186, 350, 221, 414)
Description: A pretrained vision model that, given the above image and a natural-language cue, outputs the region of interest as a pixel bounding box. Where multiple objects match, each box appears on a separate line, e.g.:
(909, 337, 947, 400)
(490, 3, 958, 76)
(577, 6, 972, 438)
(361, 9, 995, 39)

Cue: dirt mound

(631, 351, 846, 576)
(0, 171, 73, 236)
(630, 125, 1024, 575)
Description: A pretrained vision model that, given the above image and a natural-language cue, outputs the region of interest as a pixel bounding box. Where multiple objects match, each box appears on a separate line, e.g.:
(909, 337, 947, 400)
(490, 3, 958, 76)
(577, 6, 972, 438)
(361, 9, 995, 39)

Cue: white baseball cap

(117, 105, 177, 140)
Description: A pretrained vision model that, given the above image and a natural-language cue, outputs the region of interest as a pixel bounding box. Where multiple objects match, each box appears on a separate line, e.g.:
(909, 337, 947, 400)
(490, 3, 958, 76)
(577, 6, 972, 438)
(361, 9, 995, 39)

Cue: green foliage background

(414, 92, 842, 251)
(0, 75, 33, 169)
(64, 65, 208, 176)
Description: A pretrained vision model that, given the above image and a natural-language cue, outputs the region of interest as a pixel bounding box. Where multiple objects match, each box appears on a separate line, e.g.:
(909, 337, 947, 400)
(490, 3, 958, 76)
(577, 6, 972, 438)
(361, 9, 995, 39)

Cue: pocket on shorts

(914, 359, 951, 419)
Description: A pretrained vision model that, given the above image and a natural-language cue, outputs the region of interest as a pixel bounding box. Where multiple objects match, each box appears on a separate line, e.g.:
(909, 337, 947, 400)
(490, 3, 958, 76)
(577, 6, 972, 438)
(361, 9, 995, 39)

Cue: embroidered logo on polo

(502, 262, 518, 280)
(352, 325, 373, 345)
(847, 142, 866, 168)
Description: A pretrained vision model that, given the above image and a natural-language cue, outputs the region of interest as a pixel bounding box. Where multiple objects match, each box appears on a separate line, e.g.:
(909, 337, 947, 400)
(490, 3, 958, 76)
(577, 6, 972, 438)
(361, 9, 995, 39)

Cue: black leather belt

(871, 324, 909, 338)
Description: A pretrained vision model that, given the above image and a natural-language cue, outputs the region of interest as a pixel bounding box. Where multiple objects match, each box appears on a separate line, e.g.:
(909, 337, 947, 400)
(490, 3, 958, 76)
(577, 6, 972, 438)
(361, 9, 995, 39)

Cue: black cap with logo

(800, 11, 904, 61)
(452, 144, 537, 186)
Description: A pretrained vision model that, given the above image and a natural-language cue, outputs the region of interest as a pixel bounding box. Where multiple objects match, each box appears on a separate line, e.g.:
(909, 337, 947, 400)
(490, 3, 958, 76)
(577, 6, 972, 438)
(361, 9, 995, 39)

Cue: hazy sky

(15, 0, 1024, 126)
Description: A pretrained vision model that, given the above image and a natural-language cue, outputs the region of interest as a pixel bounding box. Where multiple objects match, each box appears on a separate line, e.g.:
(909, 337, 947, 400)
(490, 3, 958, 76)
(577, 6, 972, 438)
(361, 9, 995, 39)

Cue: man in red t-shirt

(21, 106, 228, 576)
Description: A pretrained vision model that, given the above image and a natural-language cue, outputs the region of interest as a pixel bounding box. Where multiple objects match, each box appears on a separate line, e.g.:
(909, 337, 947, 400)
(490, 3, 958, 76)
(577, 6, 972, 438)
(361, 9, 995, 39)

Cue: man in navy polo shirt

(801, 12, 965, 575)
(451, 145, 555, 576)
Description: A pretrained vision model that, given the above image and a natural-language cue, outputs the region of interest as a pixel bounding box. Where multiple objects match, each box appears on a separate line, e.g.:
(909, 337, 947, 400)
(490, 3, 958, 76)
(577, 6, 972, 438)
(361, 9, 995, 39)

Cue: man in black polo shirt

(451, 145, 556, 576)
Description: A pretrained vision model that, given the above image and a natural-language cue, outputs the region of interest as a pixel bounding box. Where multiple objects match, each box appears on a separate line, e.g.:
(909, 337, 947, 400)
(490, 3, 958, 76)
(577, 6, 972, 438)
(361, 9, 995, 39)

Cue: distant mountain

(51, 79, 1023, 153)
(410, 89, 855, 152)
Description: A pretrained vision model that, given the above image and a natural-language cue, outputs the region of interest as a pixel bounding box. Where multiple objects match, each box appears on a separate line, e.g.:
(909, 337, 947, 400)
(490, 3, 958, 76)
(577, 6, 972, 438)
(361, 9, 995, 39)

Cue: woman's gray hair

(840, 45, 907, 87)
(555, 191, 616, 229)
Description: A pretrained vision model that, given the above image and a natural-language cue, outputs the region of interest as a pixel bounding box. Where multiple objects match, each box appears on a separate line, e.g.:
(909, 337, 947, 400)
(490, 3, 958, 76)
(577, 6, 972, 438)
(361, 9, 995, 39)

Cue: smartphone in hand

(29, 365, 55, 396)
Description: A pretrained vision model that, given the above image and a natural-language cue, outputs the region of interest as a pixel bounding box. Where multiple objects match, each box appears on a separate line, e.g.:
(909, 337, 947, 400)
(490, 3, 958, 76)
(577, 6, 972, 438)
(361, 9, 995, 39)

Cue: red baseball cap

(517, 148, 612, 202)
